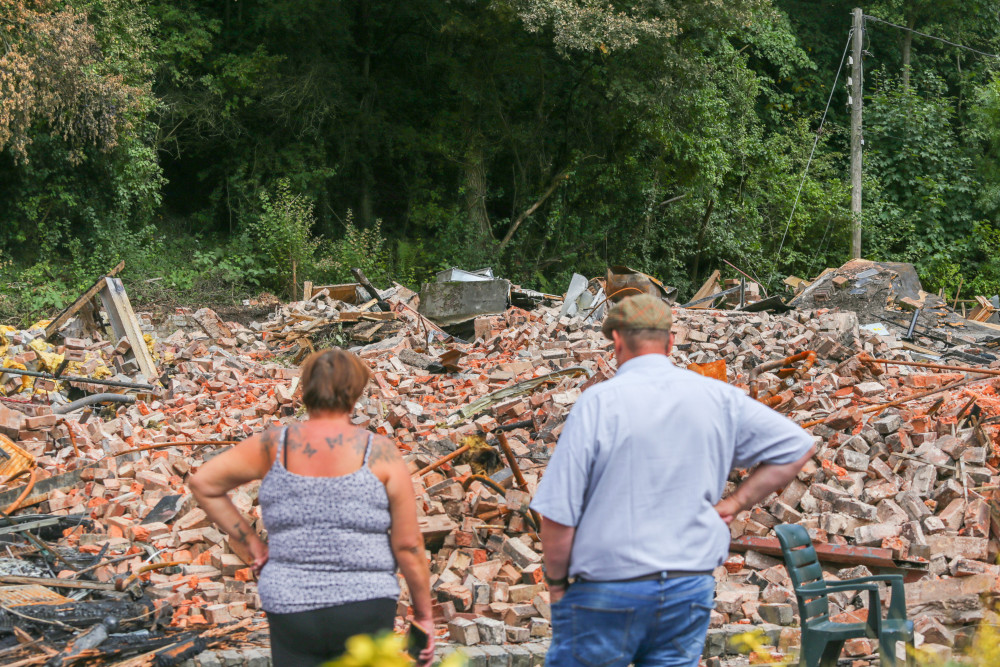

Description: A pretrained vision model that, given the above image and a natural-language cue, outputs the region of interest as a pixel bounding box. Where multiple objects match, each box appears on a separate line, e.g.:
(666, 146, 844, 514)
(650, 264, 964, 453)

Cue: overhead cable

(768, 29, 853, 285)
(864, 15, 1000, 59)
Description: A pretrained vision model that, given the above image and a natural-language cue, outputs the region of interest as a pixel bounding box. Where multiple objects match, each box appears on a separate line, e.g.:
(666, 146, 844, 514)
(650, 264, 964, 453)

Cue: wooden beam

(43, 261, 125, 340)
(0, 575, 117, 591)
(687, 270, 721, 310)
(99, 278, 157, 379)
(351, 269, 391, 312)
(0, 463, 98, 511)
(730, 535, 925, 569)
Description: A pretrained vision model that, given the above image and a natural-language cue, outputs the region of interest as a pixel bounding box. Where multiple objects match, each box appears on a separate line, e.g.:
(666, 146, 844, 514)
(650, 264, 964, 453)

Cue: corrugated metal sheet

(0, 584, 72, 606)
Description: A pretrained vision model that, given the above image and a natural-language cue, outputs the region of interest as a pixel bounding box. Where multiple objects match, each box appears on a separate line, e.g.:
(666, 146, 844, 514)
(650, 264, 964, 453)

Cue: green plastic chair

(774, 523, 915, 667)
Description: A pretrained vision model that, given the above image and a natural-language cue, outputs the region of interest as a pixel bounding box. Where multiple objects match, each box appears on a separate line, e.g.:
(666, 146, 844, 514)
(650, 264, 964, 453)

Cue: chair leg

(801, 637, 828, 667)
(878, 634, 903, 667)
(818, 639, 844, 667)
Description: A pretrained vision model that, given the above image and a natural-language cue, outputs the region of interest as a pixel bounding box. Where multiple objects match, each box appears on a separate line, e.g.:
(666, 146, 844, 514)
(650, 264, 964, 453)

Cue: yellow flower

(964, 622, 1000, 665)
(439, 653, 466, 667)
(730, 630, 790, 665)
(327, 633, 406, 667)
(322, 632, 467, 667)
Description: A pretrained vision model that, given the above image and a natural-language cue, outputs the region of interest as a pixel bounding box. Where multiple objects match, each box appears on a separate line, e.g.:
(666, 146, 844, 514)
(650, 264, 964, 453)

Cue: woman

(189, 348, 434, 667)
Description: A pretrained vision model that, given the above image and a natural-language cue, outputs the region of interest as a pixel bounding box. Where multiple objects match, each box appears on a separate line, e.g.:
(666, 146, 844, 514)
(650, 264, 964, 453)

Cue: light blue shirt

(530, 353, 813, 581)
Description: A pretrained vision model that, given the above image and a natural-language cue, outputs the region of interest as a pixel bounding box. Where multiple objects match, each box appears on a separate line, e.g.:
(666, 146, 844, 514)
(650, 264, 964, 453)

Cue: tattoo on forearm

(231, 521, 251, 545)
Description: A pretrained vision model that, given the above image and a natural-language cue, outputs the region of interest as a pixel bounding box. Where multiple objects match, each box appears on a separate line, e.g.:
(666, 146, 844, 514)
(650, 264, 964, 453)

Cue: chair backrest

(775, 523, 829, 624)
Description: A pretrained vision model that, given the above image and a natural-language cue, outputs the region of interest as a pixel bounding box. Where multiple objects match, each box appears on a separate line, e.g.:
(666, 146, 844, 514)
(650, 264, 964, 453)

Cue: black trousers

(266, 598, 397, 667)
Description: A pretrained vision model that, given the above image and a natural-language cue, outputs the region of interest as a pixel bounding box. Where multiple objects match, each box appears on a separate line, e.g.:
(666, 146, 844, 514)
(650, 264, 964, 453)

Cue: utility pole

(850, 7, 864, 259)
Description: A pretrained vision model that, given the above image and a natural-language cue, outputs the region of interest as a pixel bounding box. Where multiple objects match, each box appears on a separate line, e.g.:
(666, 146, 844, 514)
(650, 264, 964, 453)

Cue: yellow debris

(1, 359, 32, 394)
(37, 350, 65, 374)
(144, 334, 159, 362)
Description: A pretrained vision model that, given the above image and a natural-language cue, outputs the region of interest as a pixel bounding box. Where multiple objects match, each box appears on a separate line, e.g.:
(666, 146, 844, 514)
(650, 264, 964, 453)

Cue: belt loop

(660, 571, 668, 581)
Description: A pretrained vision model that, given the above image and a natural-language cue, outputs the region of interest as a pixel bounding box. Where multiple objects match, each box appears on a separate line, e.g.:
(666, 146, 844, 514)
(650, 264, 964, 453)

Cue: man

(530, 294, 815, 667)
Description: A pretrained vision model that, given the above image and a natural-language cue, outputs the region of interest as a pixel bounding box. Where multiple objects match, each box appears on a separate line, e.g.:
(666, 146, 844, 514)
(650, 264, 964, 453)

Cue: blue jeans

(546, 574, 715, 667)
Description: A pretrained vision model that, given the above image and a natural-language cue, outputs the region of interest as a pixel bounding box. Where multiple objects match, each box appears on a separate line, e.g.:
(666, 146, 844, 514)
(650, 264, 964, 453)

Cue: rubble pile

(252, 284, 414, 350)
(1, 265, 999, 665)
(791, 259, 1000, 355)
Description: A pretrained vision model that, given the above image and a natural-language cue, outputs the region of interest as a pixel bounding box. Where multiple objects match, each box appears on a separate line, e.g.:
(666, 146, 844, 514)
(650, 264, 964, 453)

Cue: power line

(768, 29, 853, 285)
(809, 216, 836, 277)
(864, 15, 1000, 59)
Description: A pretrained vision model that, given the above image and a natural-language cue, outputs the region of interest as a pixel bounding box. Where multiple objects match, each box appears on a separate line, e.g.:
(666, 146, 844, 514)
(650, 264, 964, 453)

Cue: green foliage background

(4, 0, 1000, 323)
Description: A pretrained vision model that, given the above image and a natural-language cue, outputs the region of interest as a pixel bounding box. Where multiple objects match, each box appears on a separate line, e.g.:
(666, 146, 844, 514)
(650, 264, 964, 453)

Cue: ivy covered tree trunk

(902, 13, 916, 90)
(463, 143, 494, 242)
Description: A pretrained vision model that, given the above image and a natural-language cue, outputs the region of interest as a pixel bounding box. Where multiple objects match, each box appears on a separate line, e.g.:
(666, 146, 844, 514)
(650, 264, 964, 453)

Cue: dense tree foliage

(3, 0, 1000, 320)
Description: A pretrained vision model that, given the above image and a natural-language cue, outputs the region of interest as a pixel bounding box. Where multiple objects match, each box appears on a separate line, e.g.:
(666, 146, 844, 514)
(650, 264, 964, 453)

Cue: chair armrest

(799, 582, 882, 635)
(839, 575, 907, 620)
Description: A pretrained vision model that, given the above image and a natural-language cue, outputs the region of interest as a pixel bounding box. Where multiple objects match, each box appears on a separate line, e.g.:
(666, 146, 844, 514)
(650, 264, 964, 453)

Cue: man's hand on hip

(714, 496, 742, 525)
(549, 584, 567, 604)
(716, 447, 816, 525)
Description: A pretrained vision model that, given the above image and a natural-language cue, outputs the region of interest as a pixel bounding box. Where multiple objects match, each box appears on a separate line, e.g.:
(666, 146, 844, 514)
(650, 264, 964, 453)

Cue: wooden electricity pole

(850, 7, 864, 259)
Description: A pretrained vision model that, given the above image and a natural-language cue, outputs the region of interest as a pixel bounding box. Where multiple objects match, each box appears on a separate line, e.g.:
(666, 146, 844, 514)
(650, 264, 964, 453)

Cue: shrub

(248, 179, 321, 298)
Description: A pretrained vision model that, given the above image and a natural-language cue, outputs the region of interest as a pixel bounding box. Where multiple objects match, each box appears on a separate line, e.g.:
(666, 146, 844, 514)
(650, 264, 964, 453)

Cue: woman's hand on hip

(249, 539, 269, 575)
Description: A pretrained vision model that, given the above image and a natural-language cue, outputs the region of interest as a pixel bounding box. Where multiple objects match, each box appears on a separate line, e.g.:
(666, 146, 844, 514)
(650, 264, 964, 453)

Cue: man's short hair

(618, 328, 670, 351)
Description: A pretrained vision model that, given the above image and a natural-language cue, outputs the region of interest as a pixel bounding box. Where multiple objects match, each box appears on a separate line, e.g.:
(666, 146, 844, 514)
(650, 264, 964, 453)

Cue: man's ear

(666, 331, 675, 354)
(611, 329, 623, 356)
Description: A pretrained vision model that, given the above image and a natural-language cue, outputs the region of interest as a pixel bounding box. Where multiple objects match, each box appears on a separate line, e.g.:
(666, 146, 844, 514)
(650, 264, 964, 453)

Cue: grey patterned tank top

(257, 427, 400, 613)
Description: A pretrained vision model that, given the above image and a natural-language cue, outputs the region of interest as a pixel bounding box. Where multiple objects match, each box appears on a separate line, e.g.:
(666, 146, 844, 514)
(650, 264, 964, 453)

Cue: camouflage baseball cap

(601, 294, 673, 338)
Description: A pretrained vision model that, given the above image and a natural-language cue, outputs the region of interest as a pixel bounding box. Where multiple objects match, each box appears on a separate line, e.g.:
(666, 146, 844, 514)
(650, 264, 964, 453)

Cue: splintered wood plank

(99, 277, 157, 378)
(44, 261, 125, 340)
(311, 283, 362, 303)
(687, 269, 721, 310)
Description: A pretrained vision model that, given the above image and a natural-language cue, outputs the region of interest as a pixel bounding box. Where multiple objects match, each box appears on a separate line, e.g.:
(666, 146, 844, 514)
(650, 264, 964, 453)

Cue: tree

(0, 0, 144, 162)
(0, 0, 161, 264)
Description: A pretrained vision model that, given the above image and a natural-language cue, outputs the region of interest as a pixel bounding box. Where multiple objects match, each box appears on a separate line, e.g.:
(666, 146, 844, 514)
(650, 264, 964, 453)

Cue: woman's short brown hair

(299, 348, 371, 413)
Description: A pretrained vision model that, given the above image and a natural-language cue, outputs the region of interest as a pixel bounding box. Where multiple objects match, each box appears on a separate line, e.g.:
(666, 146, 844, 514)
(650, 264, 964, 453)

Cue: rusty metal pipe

(496, 433, 542, 528)
(496, 433, 528, 490)
(750, 351, 816, 380)
(415, 444, 470, 477)
(4, 468, 36, 515)
(54, 419, 81, 458)
(750, 351, 816, 400)
(863, 356, 1000, 376)
(110, 440, 238, 458)
(800, 374, 989, 429)
(115, 561, 183, 592)
(462, 474, 508, 495)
